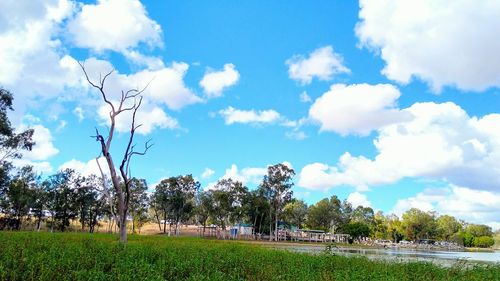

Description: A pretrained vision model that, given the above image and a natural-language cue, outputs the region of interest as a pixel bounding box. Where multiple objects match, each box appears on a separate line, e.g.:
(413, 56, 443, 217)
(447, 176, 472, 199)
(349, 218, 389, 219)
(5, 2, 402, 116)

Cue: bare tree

(79, 63, 152, 243)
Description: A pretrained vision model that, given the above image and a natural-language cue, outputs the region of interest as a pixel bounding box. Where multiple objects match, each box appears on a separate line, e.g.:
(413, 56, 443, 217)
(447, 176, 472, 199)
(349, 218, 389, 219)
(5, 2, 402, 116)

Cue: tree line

(0, 163, 495, 247)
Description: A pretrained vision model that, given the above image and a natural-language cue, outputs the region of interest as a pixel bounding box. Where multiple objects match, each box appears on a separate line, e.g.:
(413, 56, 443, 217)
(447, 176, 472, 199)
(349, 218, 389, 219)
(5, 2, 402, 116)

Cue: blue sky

(1, 0, 499, 229)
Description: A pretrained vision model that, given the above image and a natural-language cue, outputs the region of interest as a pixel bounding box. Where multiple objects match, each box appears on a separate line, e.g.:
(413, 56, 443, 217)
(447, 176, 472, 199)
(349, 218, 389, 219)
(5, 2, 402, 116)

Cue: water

(268, 244, 500, 265)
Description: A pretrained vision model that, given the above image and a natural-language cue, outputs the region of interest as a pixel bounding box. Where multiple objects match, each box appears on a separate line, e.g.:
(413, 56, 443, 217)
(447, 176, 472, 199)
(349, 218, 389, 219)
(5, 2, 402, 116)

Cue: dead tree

(79, 62, 152, 243)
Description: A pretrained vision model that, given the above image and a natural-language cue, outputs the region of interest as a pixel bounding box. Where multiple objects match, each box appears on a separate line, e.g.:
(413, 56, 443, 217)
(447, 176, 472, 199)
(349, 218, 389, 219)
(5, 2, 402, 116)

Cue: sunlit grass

(0, 232, 498, 281)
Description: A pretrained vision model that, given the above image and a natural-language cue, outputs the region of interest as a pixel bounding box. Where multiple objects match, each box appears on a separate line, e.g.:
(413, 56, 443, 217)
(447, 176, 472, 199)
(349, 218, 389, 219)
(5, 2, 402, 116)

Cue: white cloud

(299, 91, 312, 103)
(201, 168, 215, 179)
(206, 162, 294, 190)
(0, 0, 81, 102)
(97, 102, 179, 135)
(11, 122, 59, 174)
(206, 164, 268, 190)
(219, 106, 281, 125)
(356, 0, 500, 92)
(12, 159, 53, 174)
(286, 46, 350, 85)
(309, 84, 410, 136)
(299, 102, 500, 192)
(19, 124, 59, 161)
(68, 0, 162, 52)
(73, 107, 84, 122)
(58, 157, 108, 177)
(347, 192, 372, 208)
(200, 63, 240, 98)
(82, 58, 202, 111)
(392, 186, 500, 230)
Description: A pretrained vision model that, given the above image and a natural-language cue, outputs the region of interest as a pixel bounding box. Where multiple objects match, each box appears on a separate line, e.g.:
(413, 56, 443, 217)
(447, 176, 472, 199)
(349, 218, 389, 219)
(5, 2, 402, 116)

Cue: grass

(494, 234, 500, 250)
(0, 232, 499, 281)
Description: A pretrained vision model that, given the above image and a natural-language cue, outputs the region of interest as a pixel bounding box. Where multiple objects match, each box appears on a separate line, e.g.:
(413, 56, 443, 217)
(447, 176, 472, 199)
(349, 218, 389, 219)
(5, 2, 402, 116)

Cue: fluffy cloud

(309, 84, 410, 136)
(286, 46, 350, 85)
(299, 91, 312, 103)
(201, 168, 215, 179)
(97, 103, 179, 135)
(356, 0, 500, 92)
(0, 0, 81, 102)
(219, 106, 281, 125)
(19, 124, 59, 161)
(58, 157, 108, 177)
(392, 186, 500, 230)
(11, 122, 59, 174)
(68, 0, 162, 52)
(200, 64, 240, 98)
(82, 58, 201, 111)
(300, 102, 500, 192)
(205, 164, 268, 190)
(347, 192, 372, 208)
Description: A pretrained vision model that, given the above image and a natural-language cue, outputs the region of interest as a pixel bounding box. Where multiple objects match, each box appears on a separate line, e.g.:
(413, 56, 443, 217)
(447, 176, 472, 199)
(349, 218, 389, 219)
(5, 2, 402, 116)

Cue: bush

(473, 236, 494, 248)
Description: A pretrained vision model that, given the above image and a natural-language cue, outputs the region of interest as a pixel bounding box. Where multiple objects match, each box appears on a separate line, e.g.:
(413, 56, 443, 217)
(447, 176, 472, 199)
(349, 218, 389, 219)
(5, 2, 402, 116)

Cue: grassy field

(0, 232, 499, 281)
(494, 234, 500, 250)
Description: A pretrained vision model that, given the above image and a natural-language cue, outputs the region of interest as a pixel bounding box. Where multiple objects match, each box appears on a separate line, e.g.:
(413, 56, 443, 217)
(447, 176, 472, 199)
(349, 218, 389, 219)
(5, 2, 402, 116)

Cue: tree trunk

(275, 211, 279, 241)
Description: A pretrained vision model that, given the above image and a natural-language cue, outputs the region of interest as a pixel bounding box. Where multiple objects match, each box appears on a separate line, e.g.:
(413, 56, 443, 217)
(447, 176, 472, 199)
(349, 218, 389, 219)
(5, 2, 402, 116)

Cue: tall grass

(0, 232, 498, 281)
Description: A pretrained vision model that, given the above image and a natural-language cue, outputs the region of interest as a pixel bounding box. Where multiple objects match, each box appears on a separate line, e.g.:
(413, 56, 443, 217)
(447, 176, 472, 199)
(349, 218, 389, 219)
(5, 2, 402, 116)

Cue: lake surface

(268, 244, 500, 265)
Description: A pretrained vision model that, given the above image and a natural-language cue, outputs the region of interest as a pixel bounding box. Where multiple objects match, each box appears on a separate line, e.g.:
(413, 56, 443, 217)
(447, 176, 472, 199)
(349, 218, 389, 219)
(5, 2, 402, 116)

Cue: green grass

(494, 234, 500, 250)
(0, 232, 498, 281)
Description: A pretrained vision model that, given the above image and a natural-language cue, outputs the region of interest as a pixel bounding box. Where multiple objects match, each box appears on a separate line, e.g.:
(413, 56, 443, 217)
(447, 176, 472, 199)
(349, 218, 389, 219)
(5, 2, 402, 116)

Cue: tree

(209, 178, 248, 237)
(45, 169, 78, 232)
(168, 175, 199, 235)
(344, 222, 371, 242)
(245, 187, 271, 235)
(351, 206, 375, 226)
(260, 163, 295, 241)
(0, 166, 38, 230)
(129, 178, 149, 234)
(0, 88, 34, 162)
(306, 196, 342, 232)
(401, 208, 437, 241)
(282, 199, 308, 229)
(153, 175, 200, 235)
(196, 191, 214, 235)
(436, 215, 462, 241)
(80, 64, 152, 243)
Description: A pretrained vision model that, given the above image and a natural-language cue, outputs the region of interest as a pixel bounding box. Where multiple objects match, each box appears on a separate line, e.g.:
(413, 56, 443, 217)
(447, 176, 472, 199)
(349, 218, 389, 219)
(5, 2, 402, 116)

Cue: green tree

(210, 178, 248, 234)
(401, 208, 437, 241)
(0, 88, 34, 162)
(153, 175, 200, 235)
(306, 196, 342, 232)
(129, 178, 149, 234)
(195, 191, 214, 235)
(0, 166, 38, 230)
(436, 215, 462, 241)
(245, 187, 271, 235)
(260, 163, 295, 241)
(282, 199, 308, 229)
(45, 169, 78, 232)
(344, 222, 371, 242)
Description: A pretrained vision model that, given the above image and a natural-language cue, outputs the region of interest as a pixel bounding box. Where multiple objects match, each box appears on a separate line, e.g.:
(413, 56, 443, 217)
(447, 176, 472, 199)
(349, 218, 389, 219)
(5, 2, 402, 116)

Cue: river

(267, 244, 500, 266)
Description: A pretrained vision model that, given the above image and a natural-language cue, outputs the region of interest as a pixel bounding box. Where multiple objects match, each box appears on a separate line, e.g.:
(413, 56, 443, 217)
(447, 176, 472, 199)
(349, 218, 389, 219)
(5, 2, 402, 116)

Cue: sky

(1, 0, 499, 229)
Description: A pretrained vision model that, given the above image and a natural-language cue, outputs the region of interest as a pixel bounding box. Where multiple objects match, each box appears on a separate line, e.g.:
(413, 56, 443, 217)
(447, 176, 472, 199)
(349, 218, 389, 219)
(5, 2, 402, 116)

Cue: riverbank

(1, 232, 499, 280)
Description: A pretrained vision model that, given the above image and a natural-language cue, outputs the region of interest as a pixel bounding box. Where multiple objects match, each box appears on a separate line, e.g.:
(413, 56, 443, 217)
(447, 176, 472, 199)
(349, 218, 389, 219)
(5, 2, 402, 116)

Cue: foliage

(282, 199, 308, 229)
(306, 196, 342, 232)
(152, 175, 200, 234)
(401, 208, 437, 241)
(344, 222, 371, 241)
(0, 88, 35, 162)
(260, 163, 295, 240)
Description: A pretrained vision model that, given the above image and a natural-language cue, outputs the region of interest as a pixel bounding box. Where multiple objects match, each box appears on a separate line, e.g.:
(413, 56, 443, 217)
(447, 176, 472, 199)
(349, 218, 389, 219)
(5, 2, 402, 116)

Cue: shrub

(473, 236, 494, 248)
